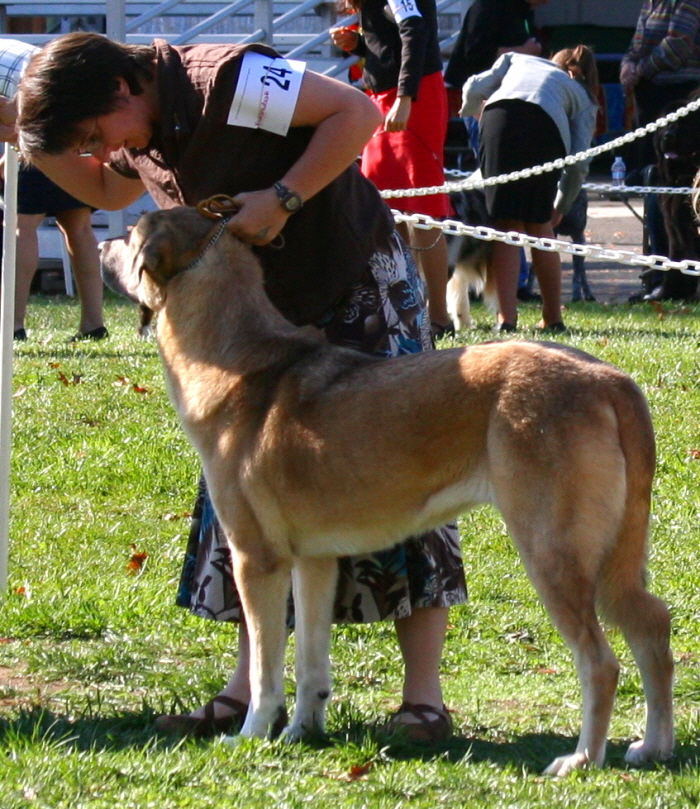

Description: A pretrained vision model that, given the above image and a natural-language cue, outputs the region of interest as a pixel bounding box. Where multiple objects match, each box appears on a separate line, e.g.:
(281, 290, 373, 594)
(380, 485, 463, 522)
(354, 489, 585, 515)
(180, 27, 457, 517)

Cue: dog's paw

(280, 723, 305, 743)
(543, 751, 592, 777)
(624, 739, 674, 766)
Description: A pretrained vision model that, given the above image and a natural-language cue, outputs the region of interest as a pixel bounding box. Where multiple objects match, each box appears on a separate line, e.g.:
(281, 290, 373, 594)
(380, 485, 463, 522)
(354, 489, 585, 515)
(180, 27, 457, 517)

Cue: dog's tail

(596, 376, 656, 615)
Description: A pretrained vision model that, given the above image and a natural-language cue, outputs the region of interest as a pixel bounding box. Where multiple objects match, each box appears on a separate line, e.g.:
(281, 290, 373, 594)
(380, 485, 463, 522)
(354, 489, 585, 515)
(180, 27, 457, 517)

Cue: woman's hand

(384, 96, 412, 132)
(227, 187, 292, 245)
(330, 26, 360, 52)
(0, 95, 18, 144)
(620, 61, 639, 92)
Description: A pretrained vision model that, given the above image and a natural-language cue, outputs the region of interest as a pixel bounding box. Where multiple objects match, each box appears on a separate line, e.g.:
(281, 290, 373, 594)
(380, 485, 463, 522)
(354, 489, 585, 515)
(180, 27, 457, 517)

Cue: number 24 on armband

(262, 66, 292, 91)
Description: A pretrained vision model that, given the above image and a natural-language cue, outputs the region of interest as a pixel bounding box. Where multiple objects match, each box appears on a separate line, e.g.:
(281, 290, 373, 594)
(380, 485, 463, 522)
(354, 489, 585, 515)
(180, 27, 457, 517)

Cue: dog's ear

(136, 231, 180, 310)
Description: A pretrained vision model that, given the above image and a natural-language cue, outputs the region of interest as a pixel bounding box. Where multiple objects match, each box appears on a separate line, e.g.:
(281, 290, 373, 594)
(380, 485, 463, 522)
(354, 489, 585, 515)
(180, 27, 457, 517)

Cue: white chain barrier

(442, 174, 696, 197)
(392, 210, 700, 277)
(382, 96, 700, 199)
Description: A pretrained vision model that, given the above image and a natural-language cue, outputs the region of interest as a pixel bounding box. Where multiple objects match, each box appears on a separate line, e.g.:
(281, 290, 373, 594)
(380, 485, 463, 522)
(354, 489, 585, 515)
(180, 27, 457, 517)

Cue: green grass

(1, 290, 700, 807)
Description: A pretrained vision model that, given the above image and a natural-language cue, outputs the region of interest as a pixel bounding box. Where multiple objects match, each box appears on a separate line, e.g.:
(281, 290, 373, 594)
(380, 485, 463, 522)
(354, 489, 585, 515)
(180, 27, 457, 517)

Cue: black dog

(646, 97, 700, 300)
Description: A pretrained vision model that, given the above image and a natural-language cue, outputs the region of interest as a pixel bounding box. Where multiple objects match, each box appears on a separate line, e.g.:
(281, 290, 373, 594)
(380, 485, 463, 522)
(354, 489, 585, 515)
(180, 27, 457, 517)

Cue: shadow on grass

(3, 707, 699, 775)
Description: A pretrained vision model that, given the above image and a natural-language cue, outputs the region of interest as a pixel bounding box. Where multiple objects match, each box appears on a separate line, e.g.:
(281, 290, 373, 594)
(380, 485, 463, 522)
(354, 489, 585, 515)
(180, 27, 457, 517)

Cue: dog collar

(182, 215, 233, 274)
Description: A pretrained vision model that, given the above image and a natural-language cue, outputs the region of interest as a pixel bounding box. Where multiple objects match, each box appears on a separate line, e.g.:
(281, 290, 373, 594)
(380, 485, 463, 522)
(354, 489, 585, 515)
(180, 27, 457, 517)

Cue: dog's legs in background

(447, 263, 473, 330)
(284, 557, 339, 740)
(570, 243, 595, 303)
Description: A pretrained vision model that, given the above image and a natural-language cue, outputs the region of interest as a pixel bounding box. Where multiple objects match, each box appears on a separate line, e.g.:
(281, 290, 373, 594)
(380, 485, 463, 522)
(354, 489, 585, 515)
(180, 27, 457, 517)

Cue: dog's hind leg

(497, 450, 624, 775)
(529, 563, 620, 776)
(284, 557, 339, 741)
(594, 492, 674, 765)
(604, 587, 674, 766)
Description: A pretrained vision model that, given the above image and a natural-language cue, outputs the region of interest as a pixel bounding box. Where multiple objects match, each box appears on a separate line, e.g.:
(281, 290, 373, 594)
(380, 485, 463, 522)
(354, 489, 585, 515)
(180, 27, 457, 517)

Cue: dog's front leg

(231, 546, 292, 740)
(284, 557, 339, 741)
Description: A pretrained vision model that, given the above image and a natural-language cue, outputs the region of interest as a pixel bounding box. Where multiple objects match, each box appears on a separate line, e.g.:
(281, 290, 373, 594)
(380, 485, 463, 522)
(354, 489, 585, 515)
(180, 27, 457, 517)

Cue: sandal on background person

(385, 701, 454, 743)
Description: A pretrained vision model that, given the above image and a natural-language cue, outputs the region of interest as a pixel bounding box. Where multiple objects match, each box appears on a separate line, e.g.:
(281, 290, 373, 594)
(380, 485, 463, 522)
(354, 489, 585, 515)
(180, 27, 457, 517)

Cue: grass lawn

(1, 290, 700, 808)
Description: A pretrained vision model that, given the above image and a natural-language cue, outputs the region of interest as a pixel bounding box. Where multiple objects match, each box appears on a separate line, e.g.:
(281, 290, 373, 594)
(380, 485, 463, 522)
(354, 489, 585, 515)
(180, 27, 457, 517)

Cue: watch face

(275, 182, 302, 213)
(284, 193, 302, 212)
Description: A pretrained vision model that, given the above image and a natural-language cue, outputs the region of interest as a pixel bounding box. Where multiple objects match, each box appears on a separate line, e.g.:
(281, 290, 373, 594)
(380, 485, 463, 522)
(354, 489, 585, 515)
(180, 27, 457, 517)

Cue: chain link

(392, 211, 700, 277)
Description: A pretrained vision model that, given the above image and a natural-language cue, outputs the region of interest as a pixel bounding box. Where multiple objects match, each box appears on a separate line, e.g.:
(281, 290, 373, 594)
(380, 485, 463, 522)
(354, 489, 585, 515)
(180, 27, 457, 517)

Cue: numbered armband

(227, 50, 306, 137)
(387, 0, 422, 23)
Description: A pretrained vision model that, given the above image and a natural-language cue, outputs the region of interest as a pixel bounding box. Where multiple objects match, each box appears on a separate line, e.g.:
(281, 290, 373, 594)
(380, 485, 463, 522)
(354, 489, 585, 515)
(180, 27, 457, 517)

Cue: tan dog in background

(101, 205, 674, 777)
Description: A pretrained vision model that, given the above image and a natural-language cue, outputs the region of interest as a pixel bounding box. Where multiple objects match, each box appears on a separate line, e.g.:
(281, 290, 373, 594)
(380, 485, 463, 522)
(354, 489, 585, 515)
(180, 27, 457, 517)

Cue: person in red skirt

(331, 0, 454, 338)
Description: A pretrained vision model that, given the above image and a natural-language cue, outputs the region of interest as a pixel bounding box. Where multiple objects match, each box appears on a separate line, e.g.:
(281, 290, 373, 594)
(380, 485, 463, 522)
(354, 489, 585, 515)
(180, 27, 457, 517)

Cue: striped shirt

(623, 0, 700, 84)
(0, 38, 38, 97)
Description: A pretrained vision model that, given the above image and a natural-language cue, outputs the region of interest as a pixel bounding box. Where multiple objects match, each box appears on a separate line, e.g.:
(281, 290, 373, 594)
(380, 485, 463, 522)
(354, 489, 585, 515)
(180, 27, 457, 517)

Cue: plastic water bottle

(611, 156, 626, 187)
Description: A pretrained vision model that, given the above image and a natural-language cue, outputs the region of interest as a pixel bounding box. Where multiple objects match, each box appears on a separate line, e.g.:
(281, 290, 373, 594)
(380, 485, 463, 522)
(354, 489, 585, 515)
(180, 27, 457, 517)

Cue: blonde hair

(552, 45, 599, 102)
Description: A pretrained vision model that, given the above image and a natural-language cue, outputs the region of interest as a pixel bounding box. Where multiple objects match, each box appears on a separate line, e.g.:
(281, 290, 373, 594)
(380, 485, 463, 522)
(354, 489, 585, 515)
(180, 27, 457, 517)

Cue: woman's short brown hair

(17, 32, 155, 157)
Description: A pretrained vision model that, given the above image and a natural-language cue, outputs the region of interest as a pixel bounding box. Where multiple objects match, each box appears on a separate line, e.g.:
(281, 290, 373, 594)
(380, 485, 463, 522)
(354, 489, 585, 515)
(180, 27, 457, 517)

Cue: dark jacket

(444, 0, 535, 89)
(353, 0, 443, 98)
(109, 40, 395, 326)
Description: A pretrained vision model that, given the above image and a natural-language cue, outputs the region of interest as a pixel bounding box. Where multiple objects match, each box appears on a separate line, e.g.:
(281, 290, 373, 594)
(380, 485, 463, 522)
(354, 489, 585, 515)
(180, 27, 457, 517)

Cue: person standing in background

(0, 37, 106, 342)
(444, 0, 551, 118)
(620, 0, 700, 170)
(331, 0, 455, 339)
(460, 47, 599, 333)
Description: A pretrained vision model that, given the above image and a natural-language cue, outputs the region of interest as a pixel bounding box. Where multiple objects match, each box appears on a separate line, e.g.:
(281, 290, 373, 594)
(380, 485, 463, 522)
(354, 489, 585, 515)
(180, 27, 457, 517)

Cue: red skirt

(361, 71, 451, 218)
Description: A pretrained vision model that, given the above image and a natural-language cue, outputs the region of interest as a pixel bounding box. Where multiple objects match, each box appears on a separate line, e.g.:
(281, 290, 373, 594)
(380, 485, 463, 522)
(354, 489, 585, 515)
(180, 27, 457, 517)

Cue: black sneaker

(68, 326, 109, 343)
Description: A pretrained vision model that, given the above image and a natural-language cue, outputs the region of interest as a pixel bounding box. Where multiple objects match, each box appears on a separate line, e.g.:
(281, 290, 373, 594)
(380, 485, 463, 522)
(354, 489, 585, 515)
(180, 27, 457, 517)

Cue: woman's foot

(385, 702, 453, 742)
(68, 325, 109, 342)
(535, 320, 567, 334)
(153, 694, 249, 738)
(431, 320, 455, 340)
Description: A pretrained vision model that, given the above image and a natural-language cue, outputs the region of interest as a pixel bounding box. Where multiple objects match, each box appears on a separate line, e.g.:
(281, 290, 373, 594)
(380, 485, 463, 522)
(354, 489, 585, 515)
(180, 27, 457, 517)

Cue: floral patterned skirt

(176, 232, 468, 624)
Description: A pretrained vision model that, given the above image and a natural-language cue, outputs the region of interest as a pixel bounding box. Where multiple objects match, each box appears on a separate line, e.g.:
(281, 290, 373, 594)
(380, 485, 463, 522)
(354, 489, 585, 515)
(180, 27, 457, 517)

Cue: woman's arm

(30, 151, 146, 209)
(227, 69, 382, 245)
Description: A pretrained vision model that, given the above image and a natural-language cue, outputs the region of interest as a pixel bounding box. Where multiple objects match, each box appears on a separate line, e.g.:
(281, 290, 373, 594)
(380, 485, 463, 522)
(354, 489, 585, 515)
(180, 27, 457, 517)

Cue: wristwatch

(273, 181, 303, 214)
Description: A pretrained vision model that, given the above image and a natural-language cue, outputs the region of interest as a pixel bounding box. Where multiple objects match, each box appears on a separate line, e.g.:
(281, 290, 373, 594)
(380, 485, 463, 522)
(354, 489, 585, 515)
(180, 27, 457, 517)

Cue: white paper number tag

(227, 51, 306, 136)
(388, 0, 421, 23)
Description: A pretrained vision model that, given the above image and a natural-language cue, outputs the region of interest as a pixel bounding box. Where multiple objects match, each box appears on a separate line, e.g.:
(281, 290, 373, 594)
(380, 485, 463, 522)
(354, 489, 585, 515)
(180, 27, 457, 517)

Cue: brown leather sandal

(153, 695, 249, 738)
(386, 701, 454, 742)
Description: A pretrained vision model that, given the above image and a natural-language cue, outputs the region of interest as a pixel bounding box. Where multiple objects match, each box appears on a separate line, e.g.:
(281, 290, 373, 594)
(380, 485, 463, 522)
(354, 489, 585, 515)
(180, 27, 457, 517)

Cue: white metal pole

(0, 143, 18, 591)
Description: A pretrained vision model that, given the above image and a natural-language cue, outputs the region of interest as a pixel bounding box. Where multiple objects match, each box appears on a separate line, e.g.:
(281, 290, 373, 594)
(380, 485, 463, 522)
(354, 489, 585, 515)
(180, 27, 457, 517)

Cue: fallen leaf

(132, 383, 149, 394)
(126, 544, 149, 573)
(57, 372, 82, 386)
(687, 449, 700, 460)
(339, 762, 373, 781)
(162, 511, 192, 521)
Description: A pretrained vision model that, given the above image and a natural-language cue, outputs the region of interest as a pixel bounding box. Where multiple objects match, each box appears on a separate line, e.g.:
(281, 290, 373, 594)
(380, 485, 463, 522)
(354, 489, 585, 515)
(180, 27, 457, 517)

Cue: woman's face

(73, 78, 154, 161)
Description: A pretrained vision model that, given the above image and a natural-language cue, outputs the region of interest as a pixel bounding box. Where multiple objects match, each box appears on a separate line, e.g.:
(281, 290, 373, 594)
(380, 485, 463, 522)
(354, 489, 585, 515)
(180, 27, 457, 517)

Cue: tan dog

(101, 205, 674, 777)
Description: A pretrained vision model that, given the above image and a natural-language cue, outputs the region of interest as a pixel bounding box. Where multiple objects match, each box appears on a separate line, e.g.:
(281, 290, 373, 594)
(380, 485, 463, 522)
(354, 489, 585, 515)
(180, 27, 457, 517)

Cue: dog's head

(654, 96, 700, 183)
(100, 206, 220, 316)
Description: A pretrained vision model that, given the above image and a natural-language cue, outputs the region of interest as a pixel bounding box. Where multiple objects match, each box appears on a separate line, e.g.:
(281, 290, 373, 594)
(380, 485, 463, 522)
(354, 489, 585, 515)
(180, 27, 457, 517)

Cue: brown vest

(110, 40, 395, 325)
